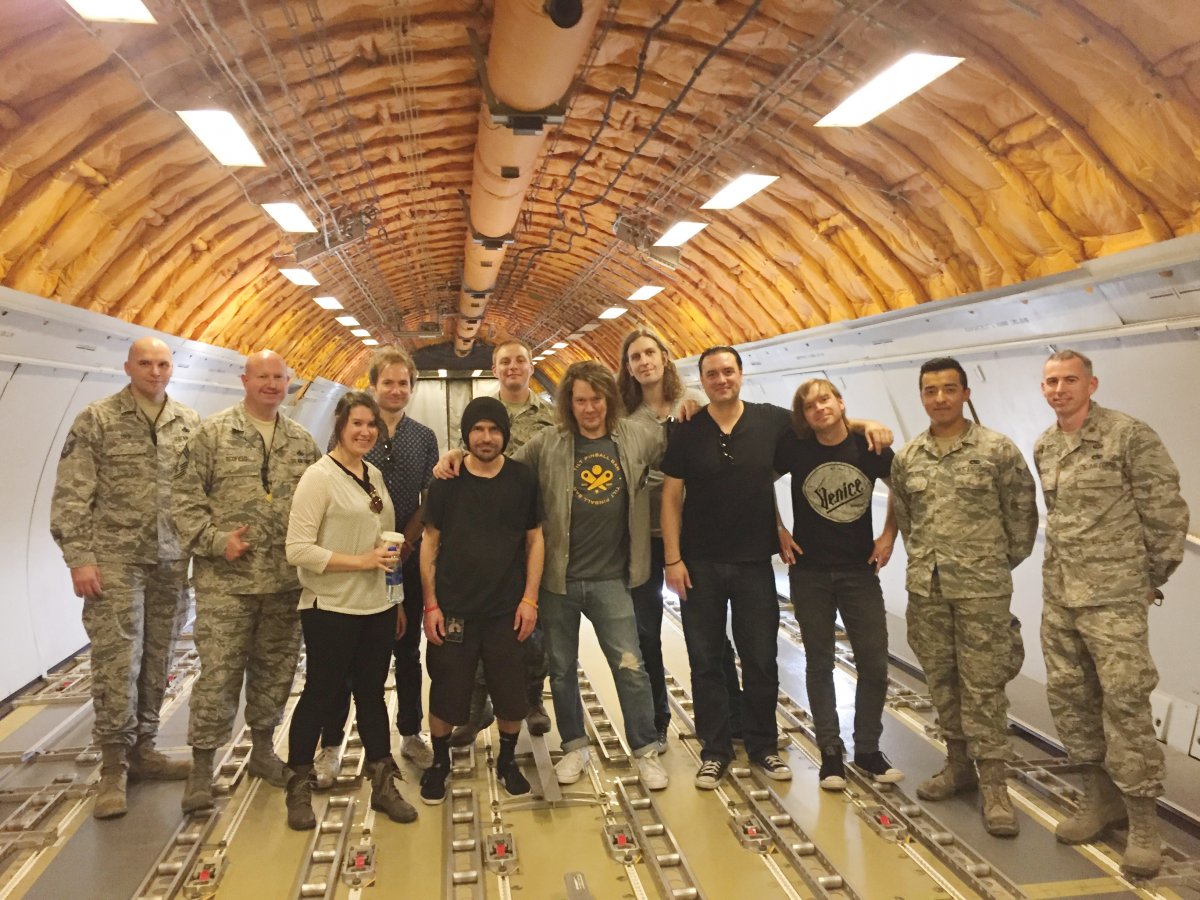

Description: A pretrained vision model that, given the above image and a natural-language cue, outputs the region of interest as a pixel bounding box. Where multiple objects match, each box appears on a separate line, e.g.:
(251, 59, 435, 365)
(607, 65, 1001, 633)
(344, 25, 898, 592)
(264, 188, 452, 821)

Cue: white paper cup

(380, 531, 405, 550)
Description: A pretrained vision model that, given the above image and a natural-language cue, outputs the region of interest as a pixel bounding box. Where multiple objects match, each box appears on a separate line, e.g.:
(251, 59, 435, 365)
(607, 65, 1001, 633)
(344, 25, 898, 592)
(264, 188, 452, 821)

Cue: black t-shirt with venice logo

(567, 433, 629, 581)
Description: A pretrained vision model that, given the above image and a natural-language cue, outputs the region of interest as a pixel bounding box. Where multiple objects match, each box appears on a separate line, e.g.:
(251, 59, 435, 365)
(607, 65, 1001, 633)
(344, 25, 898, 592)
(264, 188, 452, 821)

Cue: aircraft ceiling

(1, 0, 1198, 384)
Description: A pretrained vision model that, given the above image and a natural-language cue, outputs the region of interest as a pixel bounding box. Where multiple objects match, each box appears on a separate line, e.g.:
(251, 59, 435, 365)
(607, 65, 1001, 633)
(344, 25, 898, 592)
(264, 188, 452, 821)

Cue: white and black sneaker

(693, 759, 730, 790)
(752, 754, 792, 781)
(818, 749, 846, 791)
(853, 750, 904, 784)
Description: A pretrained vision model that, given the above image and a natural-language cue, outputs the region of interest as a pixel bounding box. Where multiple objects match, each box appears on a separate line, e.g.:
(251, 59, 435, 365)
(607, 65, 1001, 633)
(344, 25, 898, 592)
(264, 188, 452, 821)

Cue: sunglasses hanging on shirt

(328, 454, 385, 513)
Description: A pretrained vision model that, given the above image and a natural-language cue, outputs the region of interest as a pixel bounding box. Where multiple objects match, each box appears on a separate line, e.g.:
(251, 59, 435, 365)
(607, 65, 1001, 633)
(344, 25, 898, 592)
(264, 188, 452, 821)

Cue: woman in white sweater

(283, 391, 417, 830)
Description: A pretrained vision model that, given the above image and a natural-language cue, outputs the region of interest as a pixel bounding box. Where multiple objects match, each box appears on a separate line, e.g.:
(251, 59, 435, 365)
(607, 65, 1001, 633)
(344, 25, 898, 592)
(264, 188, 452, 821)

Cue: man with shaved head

(52, 336, 200, 820)
(173, 350, 321, 814)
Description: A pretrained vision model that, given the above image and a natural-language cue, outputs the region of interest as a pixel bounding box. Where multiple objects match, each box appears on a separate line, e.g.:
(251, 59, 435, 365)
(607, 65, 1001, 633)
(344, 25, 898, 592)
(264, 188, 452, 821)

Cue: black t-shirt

(567, 434, 629, 581)
(775, 431, 893, 568)
(660, 402, 792, 563)
(423, 459, 543, 619)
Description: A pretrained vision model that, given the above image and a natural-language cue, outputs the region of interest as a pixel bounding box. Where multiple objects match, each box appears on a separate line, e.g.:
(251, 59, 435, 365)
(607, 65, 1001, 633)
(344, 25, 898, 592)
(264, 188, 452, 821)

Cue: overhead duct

(454, 0, 603, 355)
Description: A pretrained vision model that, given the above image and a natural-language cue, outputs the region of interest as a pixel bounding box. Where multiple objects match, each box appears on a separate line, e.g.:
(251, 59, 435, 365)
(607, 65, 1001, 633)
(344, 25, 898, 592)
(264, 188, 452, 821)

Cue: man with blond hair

(1035, 349, 1188, 877)
(51, 337, 199, 819)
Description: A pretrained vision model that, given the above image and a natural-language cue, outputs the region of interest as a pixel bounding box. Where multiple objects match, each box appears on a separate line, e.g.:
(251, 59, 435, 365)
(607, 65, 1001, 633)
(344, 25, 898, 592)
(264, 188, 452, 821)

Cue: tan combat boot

(977, 759, 1019, 837)
(366, 757, 417, 823)
(129, 736, 191, 781)
(285, 765, 317, 831)
(247, 728, 289, 787)
(94, 745, 128, 820)
(1056, 764, 1127, 844)
(1121, 795, 1162, 878)
(917, 739, 978, 801)
(181, 748, 216, 813)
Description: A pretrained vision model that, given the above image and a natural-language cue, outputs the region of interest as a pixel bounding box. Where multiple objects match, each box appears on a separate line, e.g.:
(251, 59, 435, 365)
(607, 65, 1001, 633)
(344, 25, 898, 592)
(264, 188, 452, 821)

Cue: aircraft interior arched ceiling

(2, 0, 1198, 385)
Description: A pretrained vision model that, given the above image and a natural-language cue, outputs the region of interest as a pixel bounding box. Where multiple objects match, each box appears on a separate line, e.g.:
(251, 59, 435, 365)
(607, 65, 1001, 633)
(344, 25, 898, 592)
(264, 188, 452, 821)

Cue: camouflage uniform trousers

(906, 581, 1020, 761)
(1042, 598, 1164, 797)
(187, 589, 302, 749)
(82, 559, 190, 747)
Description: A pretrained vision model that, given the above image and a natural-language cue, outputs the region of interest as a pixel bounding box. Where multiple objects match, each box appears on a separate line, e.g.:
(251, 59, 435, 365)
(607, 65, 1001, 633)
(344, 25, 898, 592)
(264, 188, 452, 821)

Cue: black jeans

(288, 605, 396, 767)
(321, 550, 424, 746)
(681, 559, 779, 762)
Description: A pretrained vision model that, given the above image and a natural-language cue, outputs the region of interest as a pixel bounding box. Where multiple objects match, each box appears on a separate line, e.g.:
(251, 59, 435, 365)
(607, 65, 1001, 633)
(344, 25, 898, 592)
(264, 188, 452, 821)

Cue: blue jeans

(540, 578, 658, 756)
(789, 564, 889, 755)
(682, 560, 779, 762)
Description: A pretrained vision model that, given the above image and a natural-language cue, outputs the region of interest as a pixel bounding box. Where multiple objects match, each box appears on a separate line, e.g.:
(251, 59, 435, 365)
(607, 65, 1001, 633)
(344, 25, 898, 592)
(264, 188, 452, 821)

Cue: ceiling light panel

(598, 306, 628, 320)
(350, 328, 370, 337)
(335, 315, 360, 327)
(313, 296, 343, 310)
(701, 174, 779, 210)
(577, 323, 601, 332)
(261, 202, 317, 233)
(362, 338, 379, 346)
(64, 0, 156, 23)
(653, 222, 707, 247)
(542, 349, 557, 356)
(279, 268, 319, 286)
(816, 53, 965, 128)
(177, 110, 265, 167)
(552, 342, 568, 349)
(628, 285, 664, 301)
(566, 333, 584, 340)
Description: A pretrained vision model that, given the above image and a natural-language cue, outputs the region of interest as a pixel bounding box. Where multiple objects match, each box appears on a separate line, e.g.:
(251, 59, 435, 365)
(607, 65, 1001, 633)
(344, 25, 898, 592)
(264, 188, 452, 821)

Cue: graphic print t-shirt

(567, 434, 628, 581)
(775, 431, 894, 567)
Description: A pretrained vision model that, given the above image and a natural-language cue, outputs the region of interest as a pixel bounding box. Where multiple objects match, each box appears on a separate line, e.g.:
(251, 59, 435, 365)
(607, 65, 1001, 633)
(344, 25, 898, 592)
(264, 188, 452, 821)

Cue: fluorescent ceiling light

(552, 341, 568, 350)
(177, 110, 265, 167)
(566, 333, 584, 340)
(627, 285, 664, 301)
(542, 349, 557, 356)
(335, 315, 360, 327)
(816, 53, 965, 128)
(64, 0, 156, 23)
(701, 174, 779, 210)
(653, 222, 707, 247)
(437, 369, 448, 378)
(313, 296, 342, 310)
(577, 323, 601, 333)
(279, 267, 318, 286)
(598, 306, 628, 320)
(471, 369, 484, 377)
(261, 202, 317, 233)
(362, 338, 379, 346)
(350, 328, 370, 337)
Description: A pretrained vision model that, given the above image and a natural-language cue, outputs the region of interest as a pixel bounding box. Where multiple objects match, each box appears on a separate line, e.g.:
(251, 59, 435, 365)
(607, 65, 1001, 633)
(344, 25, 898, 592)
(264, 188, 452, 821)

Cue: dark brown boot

(366, 757, 417, 823)
(285, 766, 317, 831)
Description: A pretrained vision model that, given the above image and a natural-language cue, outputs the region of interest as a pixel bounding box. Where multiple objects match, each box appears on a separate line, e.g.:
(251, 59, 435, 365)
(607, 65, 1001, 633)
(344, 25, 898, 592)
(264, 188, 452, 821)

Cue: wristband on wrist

(423, 605, 439, 614)
(520, 597, 538, 609)
(665, 559, 682, 567)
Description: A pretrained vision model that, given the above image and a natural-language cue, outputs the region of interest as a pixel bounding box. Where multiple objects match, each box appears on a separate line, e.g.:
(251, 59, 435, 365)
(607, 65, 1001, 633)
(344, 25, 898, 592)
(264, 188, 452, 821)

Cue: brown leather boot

(129, 737, 191, 781)
(1056, 765, 1126, 844)
(1121, 795, 1162, 878)
(366, 757, 417, 823)
(978, 759, 1019, 837)
(285, 766, 317, 831)
(917, 739, 977, 801)
(94, 745, 128, 820)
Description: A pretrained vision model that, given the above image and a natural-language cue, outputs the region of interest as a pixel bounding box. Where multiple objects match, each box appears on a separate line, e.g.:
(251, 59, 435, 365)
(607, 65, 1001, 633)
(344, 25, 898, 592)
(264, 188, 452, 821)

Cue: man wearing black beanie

(417, 398, 545, 803)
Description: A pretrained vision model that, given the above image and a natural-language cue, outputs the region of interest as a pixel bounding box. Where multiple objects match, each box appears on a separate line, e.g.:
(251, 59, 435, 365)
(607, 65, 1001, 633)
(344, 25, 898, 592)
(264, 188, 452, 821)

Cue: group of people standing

(50, 328, 1186, 880)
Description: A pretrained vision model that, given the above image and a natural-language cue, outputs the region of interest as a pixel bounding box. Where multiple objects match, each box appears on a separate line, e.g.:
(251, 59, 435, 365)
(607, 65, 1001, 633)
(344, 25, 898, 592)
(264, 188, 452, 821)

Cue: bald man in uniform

(51, 337, 200, 819)
(173, 351, 321, 813)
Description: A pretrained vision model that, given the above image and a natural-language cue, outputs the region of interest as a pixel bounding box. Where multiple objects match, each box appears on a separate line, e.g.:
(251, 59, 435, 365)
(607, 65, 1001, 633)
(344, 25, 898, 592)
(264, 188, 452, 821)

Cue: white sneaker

(401, 734, 434, 770)
(313, 745, 342, 789)
(555, 747, 590, 785)
(637, 750, 669, 791)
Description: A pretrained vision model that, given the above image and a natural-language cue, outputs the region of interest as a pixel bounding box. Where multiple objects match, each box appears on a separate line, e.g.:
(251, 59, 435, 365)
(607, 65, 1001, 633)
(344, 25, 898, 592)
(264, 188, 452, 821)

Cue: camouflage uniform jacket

(173, 403, 321, 595)
(1035, 403, 1188, 607)
(891, 422, 1037, 599)
(51, 386, 199, 567)
(496, 387, 556, 455)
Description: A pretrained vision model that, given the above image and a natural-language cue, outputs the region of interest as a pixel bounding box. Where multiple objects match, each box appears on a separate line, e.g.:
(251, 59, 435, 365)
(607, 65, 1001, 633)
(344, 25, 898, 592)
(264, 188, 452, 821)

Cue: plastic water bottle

(381, 531, 405, 605)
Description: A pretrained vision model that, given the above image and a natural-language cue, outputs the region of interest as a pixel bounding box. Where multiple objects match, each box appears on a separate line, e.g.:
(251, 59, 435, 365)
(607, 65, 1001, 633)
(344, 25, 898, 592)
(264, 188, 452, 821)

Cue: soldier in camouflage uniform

(173, 350, 321, 813)
(891, 357, 1037, 837)
(1036, 349, 1188, 878)
(450, 339, 557, 745)
(50, 337, 199, 819)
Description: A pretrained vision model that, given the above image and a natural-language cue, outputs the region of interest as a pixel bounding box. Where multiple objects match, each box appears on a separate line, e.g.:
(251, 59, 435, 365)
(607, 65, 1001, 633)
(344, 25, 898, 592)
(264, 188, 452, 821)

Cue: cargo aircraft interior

(1, 0, 1198, 898)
